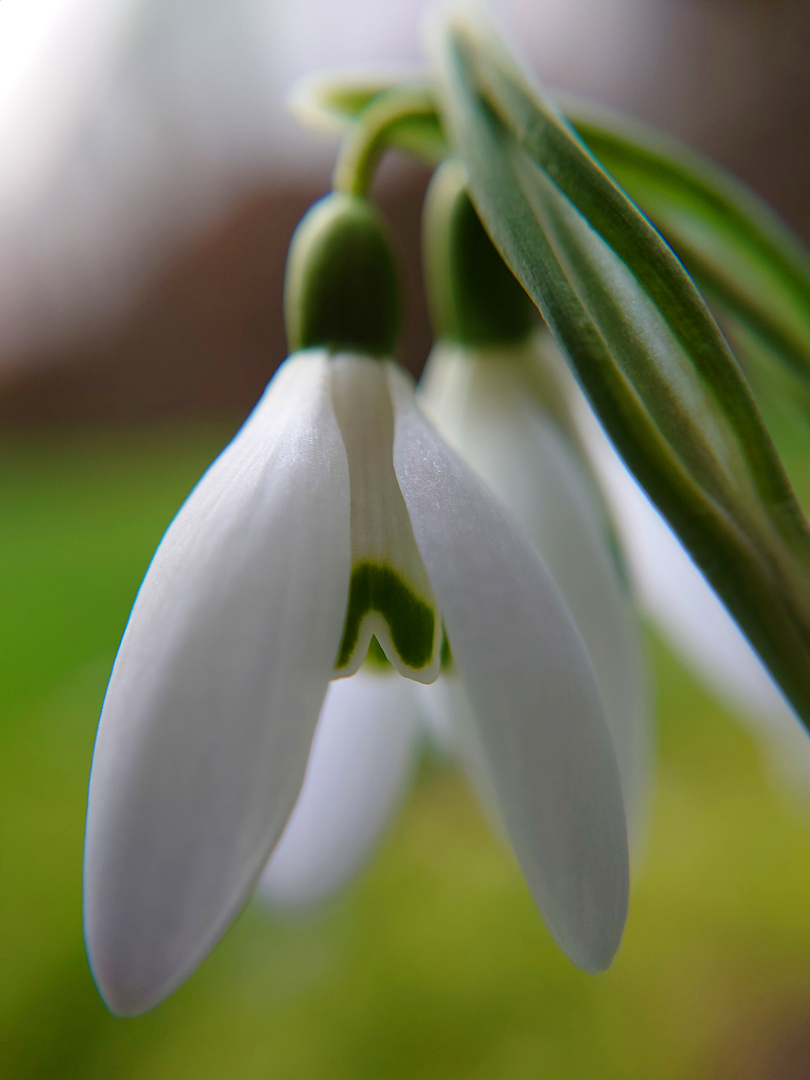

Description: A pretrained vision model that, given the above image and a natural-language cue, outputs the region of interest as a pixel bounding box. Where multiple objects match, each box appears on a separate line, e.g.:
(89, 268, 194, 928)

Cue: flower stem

(332, 86, 439, 198)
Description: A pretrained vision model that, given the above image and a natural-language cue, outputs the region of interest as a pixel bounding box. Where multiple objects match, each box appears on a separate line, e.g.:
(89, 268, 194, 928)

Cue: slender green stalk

(332, 86, 441, 197)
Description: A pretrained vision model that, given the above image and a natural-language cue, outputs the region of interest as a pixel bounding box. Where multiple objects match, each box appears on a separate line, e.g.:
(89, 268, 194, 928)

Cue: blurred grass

(1, 425, 810, 1079)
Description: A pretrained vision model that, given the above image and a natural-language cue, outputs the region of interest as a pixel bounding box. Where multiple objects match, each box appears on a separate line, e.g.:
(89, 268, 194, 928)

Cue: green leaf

(432, 12, 810, 728)
(557, 95, 810, 387)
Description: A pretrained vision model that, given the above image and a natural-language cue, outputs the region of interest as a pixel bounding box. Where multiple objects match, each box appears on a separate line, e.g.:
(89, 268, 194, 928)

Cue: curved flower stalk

(84, 192, 629, 1016)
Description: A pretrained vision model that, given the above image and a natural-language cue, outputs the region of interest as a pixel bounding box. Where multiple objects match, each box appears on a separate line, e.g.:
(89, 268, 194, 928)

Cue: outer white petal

(84, 351, 350, 1016)
(577, 399, 810, 785)
(421, 343, 648, 844)
(258, 669, 421, 907)
(389, 367, 629, 973)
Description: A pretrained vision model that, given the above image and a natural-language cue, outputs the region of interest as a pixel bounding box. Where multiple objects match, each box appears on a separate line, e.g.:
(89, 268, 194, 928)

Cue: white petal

(258, 669, 421, 907)
(390, 367, 629, 973)
(417, 676, 504, 831)
(329, 355, 442, 682)
(578, 397, 803, 720)
(84, 351, 350, 1016)
(582, 414, 810, 788)
(421, 342, 649, 846)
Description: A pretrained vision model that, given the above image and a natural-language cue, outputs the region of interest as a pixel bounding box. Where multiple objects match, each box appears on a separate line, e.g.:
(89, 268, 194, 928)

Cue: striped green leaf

(558, 95, 810, 387)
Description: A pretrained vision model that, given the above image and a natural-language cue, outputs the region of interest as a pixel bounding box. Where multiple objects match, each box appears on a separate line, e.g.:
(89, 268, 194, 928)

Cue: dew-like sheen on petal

(389, 365, 629, 973)
(84, 351, 351, 1016)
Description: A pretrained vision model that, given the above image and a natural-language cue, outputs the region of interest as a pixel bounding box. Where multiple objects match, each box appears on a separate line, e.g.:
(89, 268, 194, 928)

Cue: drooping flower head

(84, 185, 629, 1016)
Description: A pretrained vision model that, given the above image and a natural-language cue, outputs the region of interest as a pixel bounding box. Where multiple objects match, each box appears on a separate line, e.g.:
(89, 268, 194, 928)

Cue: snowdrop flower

(261, 163, 648, 923)
(417, 161, 648, 845)
(84, 191, 629, 1016)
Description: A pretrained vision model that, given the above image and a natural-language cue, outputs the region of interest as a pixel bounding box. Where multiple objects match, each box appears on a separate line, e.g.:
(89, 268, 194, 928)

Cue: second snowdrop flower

(419, 161, 649, 842)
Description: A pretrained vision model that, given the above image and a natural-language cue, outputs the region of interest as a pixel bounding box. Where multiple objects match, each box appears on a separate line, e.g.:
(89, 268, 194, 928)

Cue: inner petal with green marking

(330, 354, 443, 682)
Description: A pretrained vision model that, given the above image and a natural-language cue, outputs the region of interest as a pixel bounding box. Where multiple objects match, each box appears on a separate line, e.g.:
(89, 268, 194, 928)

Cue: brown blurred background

(0, 0, 807, 427)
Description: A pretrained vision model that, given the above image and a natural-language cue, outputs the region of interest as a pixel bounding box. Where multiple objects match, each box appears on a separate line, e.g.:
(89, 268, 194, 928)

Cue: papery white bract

(84, 348, 629, 1017)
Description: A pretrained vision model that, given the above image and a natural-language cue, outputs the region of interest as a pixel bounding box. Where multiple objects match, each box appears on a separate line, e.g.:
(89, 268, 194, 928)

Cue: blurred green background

(2, 422, 810, 1080)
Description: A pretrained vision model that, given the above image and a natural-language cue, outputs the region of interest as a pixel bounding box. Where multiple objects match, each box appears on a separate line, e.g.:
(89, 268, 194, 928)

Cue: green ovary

(337, 561, 436, 671)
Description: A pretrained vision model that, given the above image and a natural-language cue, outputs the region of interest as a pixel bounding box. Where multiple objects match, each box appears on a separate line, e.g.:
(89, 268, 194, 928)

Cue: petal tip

(555, 865, 629, 976)
(87, 944, 168, 1018)
(571, 923, 625, 976)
